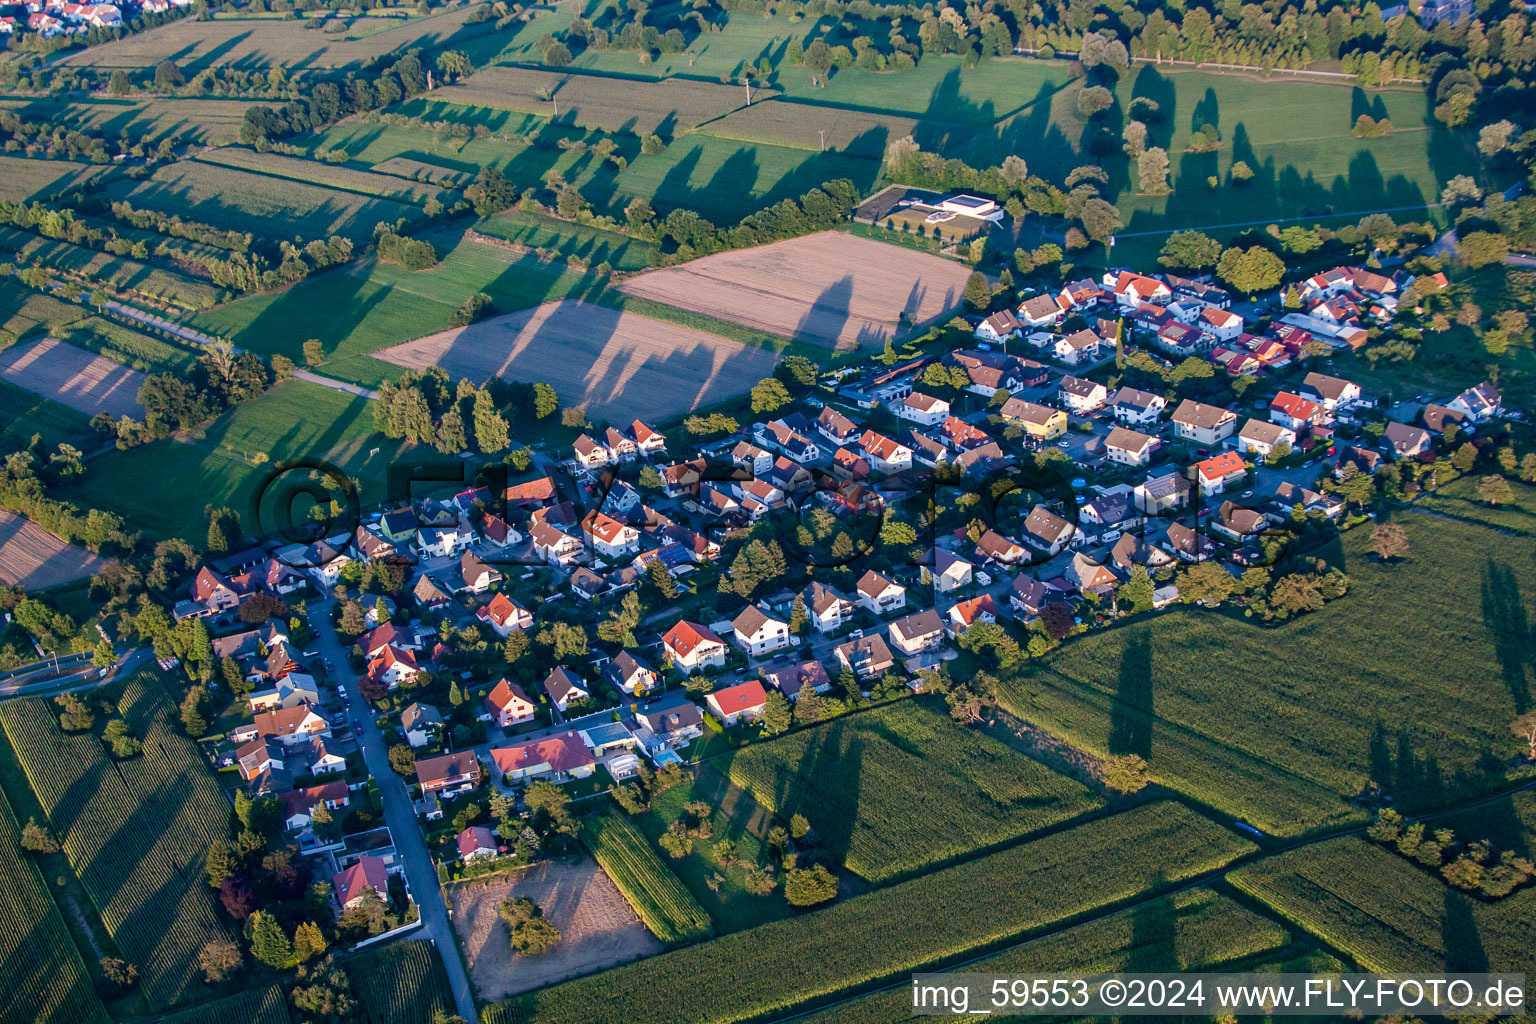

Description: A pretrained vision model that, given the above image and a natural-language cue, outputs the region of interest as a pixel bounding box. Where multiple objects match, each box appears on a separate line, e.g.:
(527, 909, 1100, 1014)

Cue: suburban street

(309, 598, 479, 1024)
(0, 646, 155, 699)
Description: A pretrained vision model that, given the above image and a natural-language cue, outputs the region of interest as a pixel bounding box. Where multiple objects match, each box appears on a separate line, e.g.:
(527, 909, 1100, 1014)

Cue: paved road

(309, 599, 479, 1023)
(0, 647, 155, 699)
(97, 298, 380, 400)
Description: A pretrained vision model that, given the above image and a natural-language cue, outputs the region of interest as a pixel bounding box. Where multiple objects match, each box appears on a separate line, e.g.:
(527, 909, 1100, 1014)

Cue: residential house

(1422, 404, 1468, 436)
(530, 520, 582, 567)
(1198, 306, 1244, 341)
(1210, 346, 1261, 377)
(856, 570, 906, 616)
(1165, 521, 1217, 562)
(603, 426, 639, 463)
(1136, 470, 1194, 513)
(631, 420, 667, 458)
(416, 525, 469, 560)
(1446, 381, 1501, 422)
(887, 608, 946, 656)
(893, 392, 950, 426)
(581, 511, 640, 560)
(762, 659, 832, 701)
(353, 526, 398, 563)
(1106, 271, 1171, 307)
(190, 566, 248, 616)
(815, 407, 860, 447)
(401, 702, 443, 748)
(760, 419, 821, 463)
(804, 582, 855, 633)
(485, 678, 537, 728)
(1269, 392, 1329, 432)
(411, 574, 454, 612)
(1000, 397, 1067, 439)
(630, 692, 704, 753)
(1192, 451, 1248, 495)
(1383, 421, 1433, 458)
(572, 434, 610, 470)
(457, 826, 499, 862)
(491, 733, 595, 784)
(234, 705, 330, 747)
(457, 552, 502, 594)
(377, 508, 419, 544)
(938, 416, 991, 451)
(236, 738, 284, 782)
(542, 667, 590, 711)
(1065, 552, 1117, 595)
(367, 644, 423, 690)
(1171, 399, 1237, 445)
(859, 430, 914, 473)
(1299, 372, 1363, 412)
(1016, 293, 1064, 327)
(731, 605, 792, 657)
(1109, 387, 1166, 426)
(360, 621, 420, 659)
(1058, 375, 1109, 414)
(1271, 481, 1345, 519)
(1334, 445, 1382, 478)
(1023, 505, 1074, 556)
(1211, 501, 1272, 542)
(661, 459, 706, 498)
(704, 680, 769, 726)
(946, 594, 998, 634)
(1110, 534, 1174, 572)
(975, 529, 1027, 565)
(603, 651, 659, 696)
(476, 592, 532, 637)
(1053, 329, 1102, 366)
(280, 780, 349, 831)
(504, 476, 558, 510)
(301, 736, 346, 776)
(1104, 427, 1159, 467)
(833, 633, 895, 680)
(415, 750, 482, 796)
(662, 620, 728, 674)
(731, 441, 775, 477)
(927, 548, 974, 592)
(1056, 278, 1105, 311)
(976, 308, 1025, 341)
(1235, 419, 1296, 460)
(333, 856, 390, 910)
(248, 675, 319, 713)
(1009, 574, 1055, 618)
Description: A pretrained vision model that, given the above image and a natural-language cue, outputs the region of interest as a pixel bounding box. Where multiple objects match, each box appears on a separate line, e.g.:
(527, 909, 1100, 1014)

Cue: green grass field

(582, 812, 714, 944)
(0, 279, 88, 342)
(1230, 836, 1536, 973)
(345, 939, 454, 1024)
(68, 379, 405, 540)
(0, 95, 256, 149)
(626, 768, 793, 935)
(995, 515, 1536, 838)
(474, 207, 662, 271)
(0, 786, 108, 1024)
(793, 886, 1290, 1024)
(99, 161, 422, 243)
(0, 380, 96, 453)
(195, 147, 456, 207)
(484, 802, 1252, 1024)
(0, 156, 113, 205)
(156, 985, 290, 1024)
(724, 700, 1101, 883)
(0, 676, 235, 1010)
(1415, 475, 1536, 535)
(189, 232, 596, 379)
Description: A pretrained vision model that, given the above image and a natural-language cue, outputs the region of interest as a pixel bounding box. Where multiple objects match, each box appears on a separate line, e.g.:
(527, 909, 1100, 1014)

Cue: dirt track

(617, 231, 975, 350)
(0, 337, 145, 417)
(374, 300, 778, 422)
(447, 857, 661, 1001)
(0, 511, 105, 590)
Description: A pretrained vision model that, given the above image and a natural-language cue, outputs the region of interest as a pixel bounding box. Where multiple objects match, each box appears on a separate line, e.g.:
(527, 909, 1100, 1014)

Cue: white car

(1057, 440, 1071, 449)
(1101, 530, 1122, 543)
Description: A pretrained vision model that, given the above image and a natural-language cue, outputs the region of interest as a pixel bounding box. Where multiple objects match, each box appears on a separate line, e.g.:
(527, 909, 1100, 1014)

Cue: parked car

(975, 570, 992, 586)
(354, 723, 363, 736)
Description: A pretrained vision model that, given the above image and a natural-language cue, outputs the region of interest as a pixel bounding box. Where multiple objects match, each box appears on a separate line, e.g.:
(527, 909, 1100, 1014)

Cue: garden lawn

(1229, 836, 1536, 974)
(995, 515, 1536, 837)
(723, 700, 1101, 883)
(791, 887, 1290, 1024)
(67, 379, 406, 540)
(1414, 475, 1536, 535)
(483, 802, 1252, 1024)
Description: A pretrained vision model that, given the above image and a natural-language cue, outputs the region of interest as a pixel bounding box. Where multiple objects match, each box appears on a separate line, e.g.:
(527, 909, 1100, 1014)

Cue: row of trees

(372, 368, 514, 455)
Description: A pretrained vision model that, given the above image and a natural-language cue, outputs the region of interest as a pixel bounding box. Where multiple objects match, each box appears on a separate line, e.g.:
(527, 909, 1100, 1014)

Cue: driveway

(310, 598, 479, 1023)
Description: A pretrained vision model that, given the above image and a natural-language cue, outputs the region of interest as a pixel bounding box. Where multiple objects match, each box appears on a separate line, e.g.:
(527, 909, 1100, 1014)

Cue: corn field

(0, 675, 236, 1010)
(725, 701, 1099, 883)
(484, 802, 1253, 1024)
(157, 983, 290, 1024)
(0, 785, 107, 1024)
(582, 813, 713, 945)
(346, 939, 452, 1024)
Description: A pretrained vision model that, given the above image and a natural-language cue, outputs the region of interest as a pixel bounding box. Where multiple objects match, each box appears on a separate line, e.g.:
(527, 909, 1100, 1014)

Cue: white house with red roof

(367, 644, 422, 690)
(1104, 271, 1171, 307)
(1269, 391, 1329, 432)
(476, 592, 532, 637)
(945, 594, 998, 634)
(1198, 306, 1244, 341)
(859, 430, 913, 473)
(663, 620, 727, 674)
(1192, 451, 1248, 495)
(491, 732, 595, 783)
(485, 678, 537, 728)
(581, 510, 639, 560)
(457, 826, 499, 862)
(231, 705, 330, 747)
(704, 680, 768, 726)
(892, 392, 950, 426)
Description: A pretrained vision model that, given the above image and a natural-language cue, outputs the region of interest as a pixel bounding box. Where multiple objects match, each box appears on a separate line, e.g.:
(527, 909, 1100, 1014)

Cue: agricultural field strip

(723, 701, 1101, 883)
(1229, 836, 1536, 974)
(156, 984, 289, 1024)
(0, 785, 107, 1024)
(789, 887, 1291, 1024)
(194, 147, 453, 206)
(486, 802, 1253, 1024)
(346, 939, 454, 1024)
(0, 336, 148, 418)
(0, 678, 236, 1009)
(582, 813, 713, 944)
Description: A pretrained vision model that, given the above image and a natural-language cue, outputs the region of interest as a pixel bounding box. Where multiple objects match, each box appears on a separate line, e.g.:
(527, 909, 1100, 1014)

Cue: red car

(354, 723, 363, 736)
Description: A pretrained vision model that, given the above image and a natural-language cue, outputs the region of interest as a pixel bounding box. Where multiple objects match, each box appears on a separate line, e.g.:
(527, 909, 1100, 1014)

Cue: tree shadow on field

(1442, 891, 1488, 973)
(1109, 630, 1153, 759)
(1480, 559, 1533, 713)
(1130, 65, 1177, 152)
(794, 274, 854, 352)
